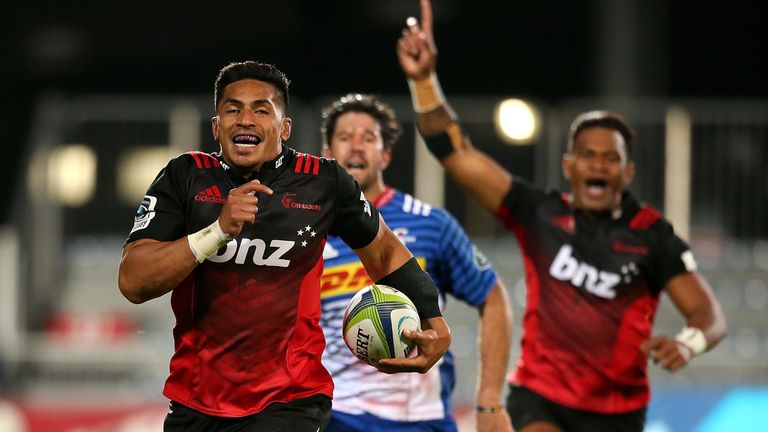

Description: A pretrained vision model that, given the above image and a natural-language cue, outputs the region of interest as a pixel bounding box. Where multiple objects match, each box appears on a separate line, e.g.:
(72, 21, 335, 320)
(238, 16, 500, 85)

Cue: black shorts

(506, 385, 646, 432)
(164, 394, 332, 432)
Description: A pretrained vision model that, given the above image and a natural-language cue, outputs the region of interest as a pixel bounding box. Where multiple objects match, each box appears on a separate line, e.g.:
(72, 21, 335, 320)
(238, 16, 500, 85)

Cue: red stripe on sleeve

(201, 153, 219, 168)
(188, 152, 203, 168)
(295, 154, 304, 173)
(629, 206, 661, 230)
(312, 156, 320, 175)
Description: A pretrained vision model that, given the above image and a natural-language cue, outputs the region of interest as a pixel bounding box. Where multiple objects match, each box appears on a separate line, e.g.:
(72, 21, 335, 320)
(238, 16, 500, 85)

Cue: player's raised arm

(352, 217, 451, 374)
(397, 0, 512, 215)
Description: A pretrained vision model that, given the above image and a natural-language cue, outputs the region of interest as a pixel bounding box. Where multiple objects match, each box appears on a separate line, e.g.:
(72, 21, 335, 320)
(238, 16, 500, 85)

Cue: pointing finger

(420, 0, 434, 40)
(232, 180, 273, 196)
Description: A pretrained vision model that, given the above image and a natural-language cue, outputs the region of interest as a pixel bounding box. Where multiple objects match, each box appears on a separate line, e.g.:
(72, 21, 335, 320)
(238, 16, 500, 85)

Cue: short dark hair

(567, 110, 635, 158)
(214, 61, 290, 110)
(320, 93, 403, 150)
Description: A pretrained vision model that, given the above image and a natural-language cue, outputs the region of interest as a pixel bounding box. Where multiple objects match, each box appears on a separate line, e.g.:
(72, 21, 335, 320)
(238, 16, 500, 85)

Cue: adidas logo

(195, 185, 226, 204)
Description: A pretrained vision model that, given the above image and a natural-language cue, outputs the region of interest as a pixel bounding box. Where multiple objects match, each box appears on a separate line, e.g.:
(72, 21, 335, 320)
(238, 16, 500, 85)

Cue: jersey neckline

(373, 186, 396, 208)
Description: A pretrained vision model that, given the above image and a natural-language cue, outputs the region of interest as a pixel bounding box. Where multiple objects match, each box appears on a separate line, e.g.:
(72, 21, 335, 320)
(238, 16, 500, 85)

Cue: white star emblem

(297, 229, 304, 235)
(305, 225, 311, 231)
(301, 240, 308, 247)
(310, 231, 316, 237)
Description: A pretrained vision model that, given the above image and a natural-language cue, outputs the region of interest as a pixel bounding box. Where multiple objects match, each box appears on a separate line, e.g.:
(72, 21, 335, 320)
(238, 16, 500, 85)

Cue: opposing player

(319, 93, 513, 432)
(396, 1, 727, 431)
(118, 61, 451, 432)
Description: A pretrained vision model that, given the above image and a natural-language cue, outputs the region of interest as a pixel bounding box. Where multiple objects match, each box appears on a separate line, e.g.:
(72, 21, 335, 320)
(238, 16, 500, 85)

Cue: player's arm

(352, 218, 451, 374)
(475, 280, 514, 432)
(642, 272, 727, 371)
(119, 238, 198, 303)
(397, 0, 512, 214)
(118, 180, 272, 303)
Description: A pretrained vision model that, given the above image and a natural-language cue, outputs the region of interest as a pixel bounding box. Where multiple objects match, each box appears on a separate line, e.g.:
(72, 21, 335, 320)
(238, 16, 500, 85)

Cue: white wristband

(407, 72, 446, 113)
(187, 219, 232, 264)
(675, 326, 707, 356)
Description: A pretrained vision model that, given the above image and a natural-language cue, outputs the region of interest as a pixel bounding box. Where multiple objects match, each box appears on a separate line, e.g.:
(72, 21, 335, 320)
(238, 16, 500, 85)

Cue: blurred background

(1, 0, 767, 431)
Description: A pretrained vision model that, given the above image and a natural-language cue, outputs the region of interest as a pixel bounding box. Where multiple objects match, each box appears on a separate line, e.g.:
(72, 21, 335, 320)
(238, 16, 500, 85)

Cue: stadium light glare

(47, 145, 97, 207)
(494, 98, 540, 145)
(117, 147, 175, 206)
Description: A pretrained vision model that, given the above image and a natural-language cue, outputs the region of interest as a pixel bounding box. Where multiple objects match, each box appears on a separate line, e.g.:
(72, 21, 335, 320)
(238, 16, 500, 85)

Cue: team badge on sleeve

(130, 195, 157, 234)
(472, 244, 491, 270)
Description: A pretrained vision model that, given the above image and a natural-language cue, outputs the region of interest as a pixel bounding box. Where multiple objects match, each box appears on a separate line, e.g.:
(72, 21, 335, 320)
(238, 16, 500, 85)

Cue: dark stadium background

(0, 2, 766, 430)
(0, 0, 766, 224)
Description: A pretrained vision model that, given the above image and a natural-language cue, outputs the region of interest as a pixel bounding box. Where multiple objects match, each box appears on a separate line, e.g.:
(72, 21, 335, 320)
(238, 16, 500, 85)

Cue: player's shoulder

(384, 190, 465, 235)
(506, 177, 559, 208)
(628, 205, 662, 230)
(386, 190, 445, 219)
(289, 151, 341, 180)
(623, 195, 669, 232)
(155, 151, 222, 182)
(174, 151, 223, 170)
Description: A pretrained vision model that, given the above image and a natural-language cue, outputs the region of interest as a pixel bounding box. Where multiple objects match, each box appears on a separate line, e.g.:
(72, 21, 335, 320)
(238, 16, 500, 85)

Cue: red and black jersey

(126, 145, 380, 417)
(496, 181, 695, 414)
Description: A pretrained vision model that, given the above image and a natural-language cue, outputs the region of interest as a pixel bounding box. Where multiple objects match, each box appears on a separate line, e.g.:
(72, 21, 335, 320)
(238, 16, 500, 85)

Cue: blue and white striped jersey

(320, 187, 497, 422)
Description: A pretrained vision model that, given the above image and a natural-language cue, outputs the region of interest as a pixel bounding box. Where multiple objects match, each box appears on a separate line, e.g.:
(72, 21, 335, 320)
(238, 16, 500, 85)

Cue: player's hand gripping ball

(342, 284, 421, 365)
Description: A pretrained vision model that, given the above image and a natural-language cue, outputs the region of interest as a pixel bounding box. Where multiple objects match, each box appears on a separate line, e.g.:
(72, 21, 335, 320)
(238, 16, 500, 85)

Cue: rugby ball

(342, 284, 421, 365)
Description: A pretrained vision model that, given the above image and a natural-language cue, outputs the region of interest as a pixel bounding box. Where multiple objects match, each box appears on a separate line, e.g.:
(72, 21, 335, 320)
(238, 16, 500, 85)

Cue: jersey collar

(569, 191, 641, 221)
(215, 145, 295, 186)
(373, 186, 396, 208)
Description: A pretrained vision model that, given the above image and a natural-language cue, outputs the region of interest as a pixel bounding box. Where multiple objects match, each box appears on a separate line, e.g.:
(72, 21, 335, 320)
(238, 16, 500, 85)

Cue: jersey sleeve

(437, 210, 497, 306)
(652, 220, 697, 289)
(496, 178, 551, 229)
(125, 157, 188, 244)
(328, 161, 380, 249)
